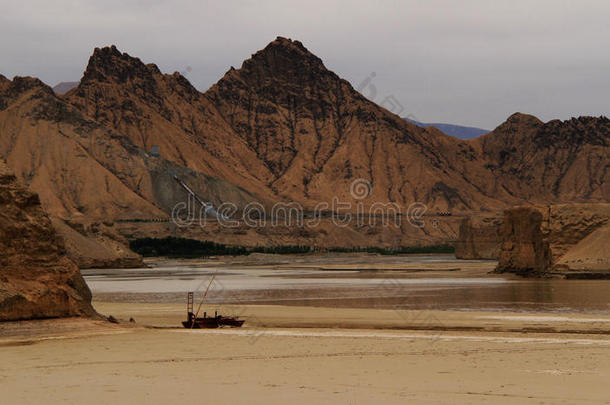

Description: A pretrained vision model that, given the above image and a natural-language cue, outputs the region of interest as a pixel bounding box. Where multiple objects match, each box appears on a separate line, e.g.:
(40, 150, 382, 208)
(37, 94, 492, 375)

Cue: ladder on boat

(187, 291, 194, 315)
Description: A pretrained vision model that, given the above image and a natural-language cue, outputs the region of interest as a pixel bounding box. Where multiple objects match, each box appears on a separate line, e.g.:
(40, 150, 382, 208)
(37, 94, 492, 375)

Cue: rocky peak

(0, 76, 55, 111)
(505, 112, 541, 123)
(538, 116, 610, 146)
(80, 45, 160, 85)
(475, 113, 543, 152)
(243, 36, 326, 72)
(73, 45, 200, 105)
(0, 76, 53, 97)
(495, 112, 543, 133)
(218, 37, 340, 96)
(70, 46, 174, 123)
(205, 37, 364, 178)
(475, 112, 610, 202)
(203, 37, 495, 210)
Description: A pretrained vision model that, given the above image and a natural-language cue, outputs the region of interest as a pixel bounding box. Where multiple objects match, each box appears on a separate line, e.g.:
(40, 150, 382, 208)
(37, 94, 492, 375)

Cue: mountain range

(1, 37, 608, 264)
(55, 82, 491, 140)
(404, 118, 489, 140)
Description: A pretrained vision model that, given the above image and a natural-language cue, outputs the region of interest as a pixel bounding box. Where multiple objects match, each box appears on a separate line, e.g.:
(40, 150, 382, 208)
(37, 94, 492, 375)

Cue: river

(83, 254, 610, 314)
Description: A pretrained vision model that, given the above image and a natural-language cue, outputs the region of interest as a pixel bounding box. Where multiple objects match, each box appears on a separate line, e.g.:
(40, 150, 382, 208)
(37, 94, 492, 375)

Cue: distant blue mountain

(52, 81, 79, 95)
(405, 118, 489, 140)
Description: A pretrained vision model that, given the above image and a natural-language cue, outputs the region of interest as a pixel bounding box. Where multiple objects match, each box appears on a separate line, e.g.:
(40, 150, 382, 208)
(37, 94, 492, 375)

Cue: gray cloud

(1, 0, 608, 128)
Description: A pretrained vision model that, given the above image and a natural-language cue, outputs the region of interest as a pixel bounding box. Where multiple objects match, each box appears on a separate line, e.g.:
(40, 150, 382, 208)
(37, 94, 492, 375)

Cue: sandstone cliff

(0, 161, 95, 320)
(454, 213, 503, 259)
(496, 204, 610, 276)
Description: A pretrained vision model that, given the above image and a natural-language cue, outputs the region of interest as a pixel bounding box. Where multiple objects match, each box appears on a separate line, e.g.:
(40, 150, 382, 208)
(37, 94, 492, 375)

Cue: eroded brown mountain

(0, 74, 261, 266)
(0, 75, 163, 220)
(206, 37, 508, 210)
(45, 39, 610, 214)
(65, 46, 276, 205)
(473, 113, 610, 203)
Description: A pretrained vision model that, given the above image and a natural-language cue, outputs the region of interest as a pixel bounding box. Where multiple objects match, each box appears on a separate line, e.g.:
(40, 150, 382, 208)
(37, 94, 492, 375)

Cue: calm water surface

(83, 256, 610, 314)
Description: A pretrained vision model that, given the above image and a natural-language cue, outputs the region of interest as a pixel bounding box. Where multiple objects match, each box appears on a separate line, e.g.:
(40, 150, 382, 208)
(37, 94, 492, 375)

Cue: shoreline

(92, 301, 610, 335)
(4, 302, 610, 344)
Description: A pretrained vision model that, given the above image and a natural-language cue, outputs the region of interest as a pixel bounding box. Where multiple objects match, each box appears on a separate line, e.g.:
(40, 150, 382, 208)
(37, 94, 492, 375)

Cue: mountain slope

(65, 46, 276, 205)
(472, 113, 610, 203)
(0, 75, 164, 219)
(1, 74, 261, 220)
(205, 37, 507, 211)
(0, 74, 265, 266)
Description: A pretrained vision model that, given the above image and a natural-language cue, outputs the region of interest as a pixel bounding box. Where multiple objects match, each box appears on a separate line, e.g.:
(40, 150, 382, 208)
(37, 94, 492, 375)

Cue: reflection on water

(294, 281, 610, 313)
(83, 257, 610, 314)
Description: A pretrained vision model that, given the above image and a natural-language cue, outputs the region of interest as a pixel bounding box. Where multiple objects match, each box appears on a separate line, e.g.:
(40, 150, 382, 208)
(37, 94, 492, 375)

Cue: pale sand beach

(2, 302, 610, 405)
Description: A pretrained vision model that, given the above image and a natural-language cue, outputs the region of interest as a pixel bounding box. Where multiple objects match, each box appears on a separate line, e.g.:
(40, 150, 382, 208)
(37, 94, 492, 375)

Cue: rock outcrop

(0, 161, 95, 320)
(496, 204, 610, 276)
(454, 213, 503, 259)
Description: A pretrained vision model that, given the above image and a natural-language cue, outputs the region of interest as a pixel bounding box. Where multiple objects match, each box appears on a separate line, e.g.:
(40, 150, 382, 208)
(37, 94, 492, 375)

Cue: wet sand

(2, 303, 610, 404)
(95, 302, 610, 334)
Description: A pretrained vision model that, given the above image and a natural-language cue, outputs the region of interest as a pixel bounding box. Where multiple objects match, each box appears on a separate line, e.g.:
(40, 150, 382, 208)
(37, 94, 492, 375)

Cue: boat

(182, 310, 245, 329)
(182, 291, 245, 329)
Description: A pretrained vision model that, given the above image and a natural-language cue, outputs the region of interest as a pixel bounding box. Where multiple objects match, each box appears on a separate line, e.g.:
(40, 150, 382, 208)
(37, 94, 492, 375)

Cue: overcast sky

(1, 0, 609, 129)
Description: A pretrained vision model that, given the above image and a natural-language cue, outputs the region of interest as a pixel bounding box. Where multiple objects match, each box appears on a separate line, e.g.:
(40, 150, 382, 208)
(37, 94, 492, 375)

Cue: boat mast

(191, 268, 219, 328)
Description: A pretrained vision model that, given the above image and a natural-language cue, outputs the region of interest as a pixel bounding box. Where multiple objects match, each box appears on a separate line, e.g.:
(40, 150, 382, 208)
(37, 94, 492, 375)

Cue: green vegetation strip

(129, 237, 454, 258)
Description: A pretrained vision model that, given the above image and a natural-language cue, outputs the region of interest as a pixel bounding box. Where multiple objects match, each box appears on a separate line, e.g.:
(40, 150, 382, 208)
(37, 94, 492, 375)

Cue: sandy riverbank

(94, 301, 610, 334)
(2, 302, 610, 405)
